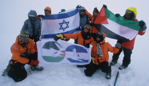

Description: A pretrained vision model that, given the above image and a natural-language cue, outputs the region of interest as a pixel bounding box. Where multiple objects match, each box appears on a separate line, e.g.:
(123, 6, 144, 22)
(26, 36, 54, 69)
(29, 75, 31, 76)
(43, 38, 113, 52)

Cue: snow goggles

(84, 25, 90, 30)
(44, 10, 51, 13)
(125, 10, 134, 14)
(19, 34, 29, 39)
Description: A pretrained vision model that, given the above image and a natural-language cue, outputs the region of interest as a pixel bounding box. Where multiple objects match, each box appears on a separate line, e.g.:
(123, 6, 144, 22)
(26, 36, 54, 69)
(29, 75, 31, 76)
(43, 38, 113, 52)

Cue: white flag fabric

(37, 39, 91, 66)
(41, 8, 80, 39)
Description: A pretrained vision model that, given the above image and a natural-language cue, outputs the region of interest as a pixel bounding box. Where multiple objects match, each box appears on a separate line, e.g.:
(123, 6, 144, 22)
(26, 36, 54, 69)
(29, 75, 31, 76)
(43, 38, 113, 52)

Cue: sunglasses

(19, 34, 29, 38)
(80, 9, 85, 12)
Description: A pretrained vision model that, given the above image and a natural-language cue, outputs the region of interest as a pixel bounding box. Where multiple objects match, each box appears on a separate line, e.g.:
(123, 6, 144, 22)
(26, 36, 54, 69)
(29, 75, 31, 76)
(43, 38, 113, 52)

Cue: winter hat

(96, 32, 104, 42)
(80, 7, 86, 12)
(44, 7, 51, 11)
(28, 10, 37, 17)
(18, 31, 29, 44)
(93, 7, 99, 13)
(127, 7, 137, 18)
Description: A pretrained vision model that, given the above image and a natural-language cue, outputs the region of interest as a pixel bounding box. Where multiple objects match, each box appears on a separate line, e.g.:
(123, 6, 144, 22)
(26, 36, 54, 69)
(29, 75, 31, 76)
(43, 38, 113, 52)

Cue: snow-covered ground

(0, 0, 149, 86)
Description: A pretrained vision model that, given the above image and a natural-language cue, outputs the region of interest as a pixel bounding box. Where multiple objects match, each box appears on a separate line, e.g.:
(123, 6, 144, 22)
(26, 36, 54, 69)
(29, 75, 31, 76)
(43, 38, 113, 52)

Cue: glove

(34, 36, 39, 43)
(115, 13, 120, 17)
(20, 52, 30, 58)
(76, 5, 82, 9)
(117, 39, 123, 44)
(37, 14, 44, 17)
(91, 57, 95, 64)
(29, 60, 39, 66)
(84, 43, 90, 48)
(103, 4, 107, 9)
(54, 34, 64, 41)
(115, 43, 121, 49)
(139, 21, 147, 32)
(64, 39, 70, 41)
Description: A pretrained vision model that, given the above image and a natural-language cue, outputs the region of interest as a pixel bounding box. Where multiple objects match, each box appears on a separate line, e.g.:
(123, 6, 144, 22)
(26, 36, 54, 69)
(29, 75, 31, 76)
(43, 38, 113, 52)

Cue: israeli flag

(41, 8, 80, 39)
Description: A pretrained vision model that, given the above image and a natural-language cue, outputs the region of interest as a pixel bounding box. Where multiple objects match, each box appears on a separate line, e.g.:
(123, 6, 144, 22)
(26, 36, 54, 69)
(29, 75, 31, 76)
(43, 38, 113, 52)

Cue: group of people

(3, 4, 147, 82)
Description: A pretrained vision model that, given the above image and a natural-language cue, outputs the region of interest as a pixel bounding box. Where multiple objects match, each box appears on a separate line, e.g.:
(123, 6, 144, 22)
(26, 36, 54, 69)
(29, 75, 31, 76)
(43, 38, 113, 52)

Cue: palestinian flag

(94, 7, 141, 42)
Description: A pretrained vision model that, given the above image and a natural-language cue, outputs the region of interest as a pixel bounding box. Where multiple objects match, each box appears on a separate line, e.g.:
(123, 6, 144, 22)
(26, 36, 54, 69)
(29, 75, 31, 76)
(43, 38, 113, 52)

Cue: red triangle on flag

(94, 7, 108, 24)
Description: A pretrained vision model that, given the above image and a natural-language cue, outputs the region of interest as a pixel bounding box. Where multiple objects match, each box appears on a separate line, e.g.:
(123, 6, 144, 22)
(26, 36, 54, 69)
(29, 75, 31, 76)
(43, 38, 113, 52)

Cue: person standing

(110, 7, 147, 70)
(21, 10, 41, 44)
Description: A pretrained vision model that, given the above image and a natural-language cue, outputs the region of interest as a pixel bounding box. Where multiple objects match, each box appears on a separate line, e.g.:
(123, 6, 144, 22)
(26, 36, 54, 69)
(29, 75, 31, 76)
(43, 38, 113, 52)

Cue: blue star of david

(59, 20, 69, 31)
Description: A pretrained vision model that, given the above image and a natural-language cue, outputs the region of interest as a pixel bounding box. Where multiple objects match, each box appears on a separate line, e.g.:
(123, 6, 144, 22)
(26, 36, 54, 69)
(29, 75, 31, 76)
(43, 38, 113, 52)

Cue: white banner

(37, 39, 91, 66)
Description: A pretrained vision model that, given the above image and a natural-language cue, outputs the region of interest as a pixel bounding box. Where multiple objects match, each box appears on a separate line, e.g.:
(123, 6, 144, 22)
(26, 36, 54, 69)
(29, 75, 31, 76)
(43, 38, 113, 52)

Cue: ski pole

(114, 71, 119, 86)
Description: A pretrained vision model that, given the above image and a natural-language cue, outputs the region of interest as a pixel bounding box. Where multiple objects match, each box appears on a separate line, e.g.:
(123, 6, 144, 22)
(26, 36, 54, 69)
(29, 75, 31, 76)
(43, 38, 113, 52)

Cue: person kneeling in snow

(84, 32, 121, 79)
(7, 31, 43, 82)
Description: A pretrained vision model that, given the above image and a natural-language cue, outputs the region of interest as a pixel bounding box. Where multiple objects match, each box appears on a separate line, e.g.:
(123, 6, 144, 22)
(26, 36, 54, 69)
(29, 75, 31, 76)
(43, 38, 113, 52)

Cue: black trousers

(8, 52, 38, 82)
(84, 62, 111, 77)
(112, 47, 132, 67)
(28, 52, 38, 61)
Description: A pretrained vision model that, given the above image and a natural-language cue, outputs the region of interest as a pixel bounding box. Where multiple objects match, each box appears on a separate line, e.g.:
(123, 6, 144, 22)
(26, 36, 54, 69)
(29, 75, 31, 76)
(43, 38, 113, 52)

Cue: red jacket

(121, 19, 146, 49)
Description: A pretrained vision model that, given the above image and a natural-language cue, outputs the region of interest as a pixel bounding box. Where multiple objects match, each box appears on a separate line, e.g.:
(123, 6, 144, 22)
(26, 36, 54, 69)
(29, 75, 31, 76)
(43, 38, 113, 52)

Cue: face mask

(81, 31, 91, 39)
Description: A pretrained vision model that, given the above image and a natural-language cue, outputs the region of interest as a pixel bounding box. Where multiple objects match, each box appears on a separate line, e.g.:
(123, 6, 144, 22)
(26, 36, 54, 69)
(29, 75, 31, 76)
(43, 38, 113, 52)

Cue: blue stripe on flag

(42, 9, 79, 20)
(41, 27, 81, 39)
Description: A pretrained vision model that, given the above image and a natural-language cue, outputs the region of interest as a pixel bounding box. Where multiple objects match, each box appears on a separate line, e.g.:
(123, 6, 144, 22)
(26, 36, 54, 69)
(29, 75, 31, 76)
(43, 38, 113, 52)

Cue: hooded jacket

(21, 10, 41, 38)
(91, 33, 119, 65)
(86, 10, 95, 23)
(79, 7, 90, 29)
(11, 36, 36, 64)
(91, 37, 119, 65)
(64, 32, 94, 46)
(64, 25, 94, 46)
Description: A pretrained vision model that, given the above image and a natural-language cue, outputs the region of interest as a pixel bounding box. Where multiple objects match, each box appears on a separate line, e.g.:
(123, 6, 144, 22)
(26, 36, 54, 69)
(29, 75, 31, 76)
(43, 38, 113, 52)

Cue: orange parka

(86, 10, 95, 23)
(86, 10, 100, 36)
(91, 40, 119, 65)
(11, 36, 37, 64)
(64, 32, 94, 46)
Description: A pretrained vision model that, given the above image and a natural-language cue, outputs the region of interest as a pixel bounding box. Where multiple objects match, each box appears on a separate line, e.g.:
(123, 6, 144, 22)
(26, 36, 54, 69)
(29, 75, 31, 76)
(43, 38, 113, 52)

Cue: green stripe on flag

(105, 8, 140, 31)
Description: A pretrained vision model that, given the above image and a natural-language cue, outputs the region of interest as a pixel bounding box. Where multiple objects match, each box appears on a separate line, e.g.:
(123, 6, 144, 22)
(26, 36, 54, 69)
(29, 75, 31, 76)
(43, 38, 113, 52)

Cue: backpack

(8, 63, 27, 82)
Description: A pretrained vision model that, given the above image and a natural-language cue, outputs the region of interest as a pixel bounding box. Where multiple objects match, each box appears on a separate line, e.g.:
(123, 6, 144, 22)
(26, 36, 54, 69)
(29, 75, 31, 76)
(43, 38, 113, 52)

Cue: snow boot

(105, 73, 111, 79)
(110, 61, 117, 66)
(31, 65, 43, 71)
(119, 65, 126, 70)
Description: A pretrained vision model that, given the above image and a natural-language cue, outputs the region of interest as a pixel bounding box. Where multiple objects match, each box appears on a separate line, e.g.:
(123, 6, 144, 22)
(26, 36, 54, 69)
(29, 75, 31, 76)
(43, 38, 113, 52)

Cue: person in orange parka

(86, 7, 99, 24)
(54, 24, 94, 67)
(54, 24, 94, 47)
(84, 32, 121, 79)
(37, 6, 52, 21)
(7, 31, 43, 82)
(85, 6, 102, 41)
(110, 7, 147, 70)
